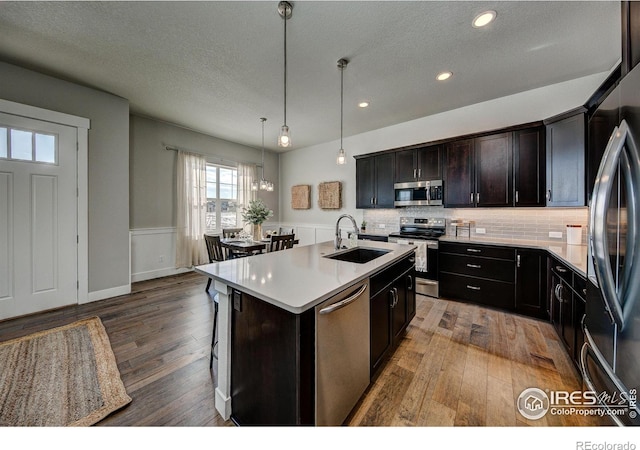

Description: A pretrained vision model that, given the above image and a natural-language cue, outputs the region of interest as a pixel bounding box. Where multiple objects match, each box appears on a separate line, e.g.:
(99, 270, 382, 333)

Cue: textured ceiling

(0, 1, 621, 152)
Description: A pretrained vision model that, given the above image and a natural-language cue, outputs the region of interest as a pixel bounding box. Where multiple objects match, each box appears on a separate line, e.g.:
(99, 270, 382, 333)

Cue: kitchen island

(195, 240, 416, 425)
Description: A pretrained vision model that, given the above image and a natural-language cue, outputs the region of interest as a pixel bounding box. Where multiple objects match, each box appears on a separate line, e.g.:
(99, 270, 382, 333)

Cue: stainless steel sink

(324, 247, 390, 264)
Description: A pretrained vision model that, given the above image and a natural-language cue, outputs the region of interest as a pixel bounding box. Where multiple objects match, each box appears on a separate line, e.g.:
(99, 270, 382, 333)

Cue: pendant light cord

(261, 118, 266, 180)
(340, 63, 344, 149)
(283, 8, 287, 126)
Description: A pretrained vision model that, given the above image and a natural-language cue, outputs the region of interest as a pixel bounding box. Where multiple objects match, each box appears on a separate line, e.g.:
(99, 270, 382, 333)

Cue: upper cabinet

(622, 0, 640, 76)
(355, 153, 395, 209)
(394, 145, 442, 183)
(545, 110, 586, 207)
(514, 127, 546, 207)
(475, 132, 513, 207)
(444, 126, 543, 208)
(443, 139, 475, 208)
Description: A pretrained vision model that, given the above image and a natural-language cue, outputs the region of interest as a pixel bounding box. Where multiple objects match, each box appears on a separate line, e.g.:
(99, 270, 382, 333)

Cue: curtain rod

(164, 145, 262, 167)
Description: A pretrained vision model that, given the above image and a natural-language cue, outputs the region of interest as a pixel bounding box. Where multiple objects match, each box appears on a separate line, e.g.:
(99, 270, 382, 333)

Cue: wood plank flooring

(0, 272, 611, 427)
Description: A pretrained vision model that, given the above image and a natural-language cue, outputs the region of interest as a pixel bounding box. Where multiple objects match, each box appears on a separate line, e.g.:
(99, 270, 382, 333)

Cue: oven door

(390, 237, 439, 297)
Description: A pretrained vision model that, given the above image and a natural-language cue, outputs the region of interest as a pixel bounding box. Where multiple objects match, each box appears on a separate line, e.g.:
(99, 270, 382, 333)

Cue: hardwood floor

(0, 272, 610, 427)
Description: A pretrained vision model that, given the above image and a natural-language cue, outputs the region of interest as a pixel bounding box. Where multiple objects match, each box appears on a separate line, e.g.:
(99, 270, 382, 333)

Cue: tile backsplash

(363, 206, 589, 243)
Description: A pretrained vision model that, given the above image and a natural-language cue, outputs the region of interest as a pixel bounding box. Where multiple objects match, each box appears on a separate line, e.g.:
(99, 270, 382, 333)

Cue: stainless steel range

(388, 217, 445, 298)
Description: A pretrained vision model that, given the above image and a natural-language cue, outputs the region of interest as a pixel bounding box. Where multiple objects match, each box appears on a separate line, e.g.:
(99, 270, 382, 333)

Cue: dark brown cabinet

(549, 258, 587, 371)
(443, 139, 475, 207)
(439, 242, 516, 311)
(515, 249, 548, 319)
(475, 133, 513, 207)
(369, 254, 415, 377)
(355, 153, 395, 209)
(394, 145, 442, 183)
(439, 242, 550, 320)
(444, 128, 543, 208)
(514, 127, 546, 207)
(622, 0, 640, 76)
(545, 111, 586, 207)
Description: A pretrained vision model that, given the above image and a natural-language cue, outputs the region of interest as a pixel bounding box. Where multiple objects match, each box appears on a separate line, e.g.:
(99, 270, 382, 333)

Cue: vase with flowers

(242, 199, 273, 241)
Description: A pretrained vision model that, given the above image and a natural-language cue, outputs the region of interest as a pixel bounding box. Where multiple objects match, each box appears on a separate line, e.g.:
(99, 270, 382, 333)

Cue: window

(206, 164, 238, 233)
(0, 125, 57, 163)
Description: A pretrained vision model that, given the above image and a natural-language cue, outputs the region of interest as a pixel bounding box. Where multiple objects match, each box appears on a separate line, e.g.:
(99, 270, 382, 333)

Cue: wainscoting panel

(131, 228, 191, 282)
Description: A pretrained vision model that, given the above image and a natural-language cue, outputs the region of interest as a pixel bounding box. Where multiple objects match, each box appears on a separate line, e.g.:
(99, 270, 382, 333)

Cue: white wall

(0, 61, 130, 298)
(279, 70, 613, 229)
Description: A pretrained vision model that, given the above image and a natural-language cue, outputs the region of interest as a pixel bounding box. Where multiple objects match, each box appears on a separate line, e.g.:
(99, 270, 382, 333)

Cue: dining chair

(222, 227, 249, 258)
(269, 233, 295, 252)
(222, 227, 243, 238)
(204, 234, 224, 369)
(278, 226, 294, 235)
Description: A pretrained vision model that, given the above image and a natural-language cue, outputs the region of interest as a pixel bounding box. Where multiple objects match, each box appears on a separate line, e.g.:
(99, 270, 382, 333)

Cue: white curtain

(237, 163, 257, 233)
(176, 150, 208, 268)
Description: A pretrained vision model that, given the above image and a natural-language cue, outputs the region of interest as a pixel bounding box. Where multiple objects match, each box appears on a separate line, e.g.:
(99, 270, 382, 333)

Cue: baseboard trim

(131, 267, 192, 283)
(85, 284, 132, 303)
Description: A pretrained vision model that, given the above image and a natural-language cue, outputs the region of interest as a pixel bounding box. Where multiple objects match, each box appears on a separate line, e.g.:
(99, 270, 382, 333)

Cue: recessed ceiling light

(358, 101, 370, 108)
(472, 10, 496, 28)
(436, 71, 452, 81)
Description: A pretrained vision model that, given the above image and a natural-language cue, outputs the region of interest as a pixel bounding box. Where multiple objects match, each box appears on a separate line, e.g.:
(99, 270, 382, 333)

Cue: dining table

(220, 237, 300, 257)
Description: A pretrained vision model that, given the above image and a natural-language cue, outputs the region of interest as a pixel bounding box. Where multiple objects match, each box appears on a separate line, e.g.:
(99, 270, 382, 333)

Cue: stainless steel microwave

(394, 180, 443, 207)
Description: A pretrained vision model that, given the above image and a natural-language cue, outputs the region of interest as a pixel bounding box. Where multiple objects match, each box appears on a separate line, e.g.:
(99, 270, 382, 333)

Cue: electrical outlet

(378, 224, 385, 229)
(549, 231, 563, 239)
(475, 228, 486, 234)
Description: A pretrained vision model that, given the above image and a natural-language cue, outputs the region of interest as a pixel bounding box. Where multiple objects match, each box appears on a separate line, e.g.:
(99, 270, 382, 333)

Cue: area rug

(0, 316, 131, 426)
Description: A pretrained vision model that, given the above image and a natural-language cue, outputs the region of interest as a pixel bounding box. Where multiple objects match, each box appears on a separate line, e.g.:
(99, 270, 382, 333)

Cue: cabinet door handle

(515, 191, 519, 203)
(476, 192, 480, 203)
(470, 192, 474, 203)
(371, 197, 374, 205)
(389, 289, 395, 308)
(407, 275, 413, 291)
(466, 285, 481, 291)
(393, 287, 398, 307)
(466, 248, 481, 253)
(547, 189, 552, 201)
(517, 254, 521, 268)
(418, 168, 422, 178)
(466, 263, 482, 269)
(413, 168, 417, 179)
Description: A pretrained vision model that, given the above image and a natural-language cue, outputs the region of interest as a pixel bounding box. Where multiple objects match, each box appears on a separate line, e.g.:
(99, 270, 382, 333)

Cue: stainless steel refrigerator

(583, 61, 640, 426)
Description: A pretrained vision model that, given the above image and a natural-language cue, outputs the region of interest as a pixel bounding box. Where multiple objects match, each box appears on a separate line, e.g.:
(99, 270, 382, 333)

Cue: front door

(0, 112, 78, 320)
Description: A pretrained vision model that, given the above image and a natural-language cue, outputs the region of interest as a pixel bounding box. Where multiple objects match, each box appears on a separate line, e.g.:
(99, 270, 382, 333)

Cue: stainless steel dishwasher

(315, 278, 370, 426)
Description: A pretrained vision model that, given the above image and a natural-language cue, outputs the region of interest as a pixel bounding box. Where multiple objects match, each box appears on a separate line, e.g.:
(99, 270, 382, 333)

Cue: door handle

(319, 284, 368, 315)
(393, 287, 399, 307)
(515, 190, 519, 203)
(476, 192, 480, 203)
(413, 168, 417, 179)
(547, 189, 552, 201)
(389, 289, 396, 308)
(418, 168, 422, 178)
(470, 192, 474, 203)
(407, 275, 413, 291)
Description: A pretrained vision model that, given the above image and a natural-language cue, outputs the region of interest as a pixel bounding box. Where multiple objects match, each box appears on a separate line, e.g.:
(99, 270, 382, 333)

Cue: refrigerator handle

(590, 122, 627, 329)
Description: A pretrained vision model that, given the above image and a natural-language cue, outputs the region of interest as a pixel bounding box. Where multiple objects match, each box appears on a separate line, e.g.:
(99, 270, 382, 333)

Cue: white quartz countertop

(195, 240, 415, 314)
(439, 235, 588, 277)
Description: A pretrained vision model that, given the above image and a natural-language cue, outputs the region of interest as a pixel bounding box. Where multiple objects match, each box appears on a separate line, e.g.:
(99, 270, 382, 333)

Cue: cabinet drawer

(439, 253, 515, 283)
(440, 272, 515, 310)
(573, 273, 587, 300)
(440, 242, 515, 260)
(370, 254, 414, 296)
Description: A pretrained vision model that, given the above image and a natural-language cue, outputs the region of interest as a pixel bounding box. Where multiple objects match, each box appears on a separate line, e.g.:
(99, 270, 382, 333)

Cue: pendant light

(252, 118, 274, 192)
(336, 58, 348, 165)
(277, 1, 292, 148)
